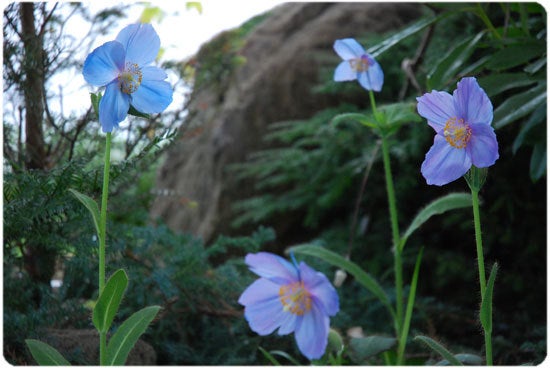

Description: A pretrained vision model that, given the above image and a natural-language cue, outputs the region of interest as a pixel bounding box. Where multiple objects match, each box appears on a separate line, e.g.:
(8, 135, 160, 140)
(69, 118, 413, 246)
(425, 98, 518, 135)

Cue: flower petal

(299, 262, 339, 316)
(294, 302, 330, 360)
(130, 79, 173, 114)
(83, 41, 125, 86)
(421, 135, 472, 186)
(244, 252, 298, 284)
(277, 311, 299, 336)
(417, 90, 456, 132)
(238, 278, 280, 306)
(334, 61, 356, 81)
(243, 294, 288, 336)
(467, 123, 499, 167)
(116, 23, 160, 66)
(357, 61, 384, 92)
(453, 77, 493, 125)
(333, 38, 364, 60)
(141, 65, 168, 81)
(99, 81, 130, 133)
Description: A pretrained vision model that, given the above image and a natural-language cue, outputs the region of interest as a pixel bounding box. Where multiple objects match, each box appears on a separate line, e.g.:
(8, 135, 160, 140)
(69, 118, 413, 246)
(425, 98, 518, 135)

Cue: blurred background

(3, 2, 546, 365)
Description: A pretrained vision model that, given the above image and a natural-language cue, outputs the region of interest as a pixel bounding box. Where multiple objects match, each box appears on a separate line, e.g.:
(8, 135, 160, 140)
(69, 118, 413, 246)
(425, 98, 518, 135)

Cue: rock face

(151, 3, 421, 242)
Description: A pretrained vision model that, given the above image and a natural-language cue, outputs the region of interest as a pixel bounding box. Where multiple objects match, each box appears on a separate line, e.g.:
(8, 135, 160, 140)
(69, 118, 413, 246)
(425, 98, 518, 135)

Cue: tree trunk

(20, 2, 47, 170)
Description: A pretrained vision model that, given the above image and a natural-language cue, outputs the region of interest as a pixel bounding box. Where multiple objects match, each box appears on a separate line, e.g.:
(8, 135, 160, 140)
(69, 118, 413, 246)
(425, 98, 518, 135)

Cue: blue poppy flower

(83, 23, 173, 133)
(417, 77, 499, 186)
(238, 252, 339, 360)
(333, 38, 384, 91)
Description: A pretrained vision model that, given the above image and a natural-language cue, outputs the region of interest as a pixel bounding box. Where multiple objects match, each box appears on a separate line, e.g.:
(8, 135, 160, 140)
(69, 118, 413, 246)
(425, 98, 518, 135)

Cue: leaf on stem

(414, 335, 463, 366)
(68, 188, 101, 239)
(288, 244, 395, 320)
(480, 263, 498, 335)
(105, 305, 161, 365)
(349, 336, 397, 362)
(400, 193, 472, 251)
(25, 339, 71, 366)
(93, 269, 129, 333)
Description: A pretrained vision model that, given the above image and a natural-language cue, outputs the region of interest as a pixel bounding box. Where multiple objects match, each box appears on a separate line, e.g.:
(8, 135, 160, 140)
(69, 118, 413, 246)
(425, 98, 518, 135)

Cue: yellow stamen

(118, 62, 143, 94)
(279, 281, 311, 316)
(443, 117, 472, 149)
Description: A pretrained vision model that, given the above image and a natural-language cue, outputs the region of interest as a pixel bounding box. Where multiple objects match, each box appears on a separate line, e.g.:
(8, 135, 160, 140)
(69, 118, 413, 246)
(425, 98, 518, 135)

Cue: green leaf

(398, 248, 423, 362)
(400, 193, 471, 251)
(128, 105, 151, 119)
(493, 82, 547, 129)
(25, 339, 71, 366)
(258, 347, 281, 365)
(368, 13, 449, 58)
(90, 92, 102, 119)
(478, 72, 539, 97)
(480, 263, 498, 335)
(512, 104, 546, 154)
(139, 6, 164, 23)
(288, 244, 395, 320)
(105, 305, 161, 365)
(437, 353, 483, 366)
(68, 189, 101, 239)
(427, 31, 485, 89)
(331, 112, 377, 129)
(349, 336, 397, 362)
(93, 269, 129, 333)
(485, 41, 546, 71)
(414, 336, 463, 366)
(530, 143, 546, 181)
(186, 2, 203, 14)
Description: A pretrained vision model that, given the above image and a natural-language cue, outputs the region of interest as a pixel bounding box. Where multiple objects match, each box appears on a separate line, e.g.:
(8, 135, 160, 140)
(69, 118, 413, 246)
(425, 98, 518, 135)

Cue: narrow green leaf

(258, 347, 281, 366)
(128, 105, 151, 119)
(269, 350, 302, 365)
(477, 72, 539, 97)
(288, 244, 395, 320)
(105, 305, 161, 365)
(414, 336, 463, 366)
(349, 336, 397, 362)
(90, 92, 102, 119)
(512, 104, 546, 154)
(398, 248, 423, 362)
(480, 263, 498, 335)
(485, 41, 545, 71)
(68, 188, 101, 239)
(368, 13, 449, 58)
(330, 112, 376, 129)
(93, 269, 129, 333)
(25, 339, 71, 366)
(530, 143, 546, 181)
(427, 31, 485, 89)
(400, 193, 471, 251)
(493, 82, 547, 129)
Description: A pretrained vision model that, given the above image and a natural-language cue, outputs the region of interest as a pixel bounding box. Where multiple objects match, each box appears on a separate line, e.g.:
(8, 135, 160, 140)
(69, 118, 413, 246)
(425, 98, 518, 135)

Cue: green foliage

(25, 339, 71, 366)
(414, 336, 463, 366)
(92, 269, 128, 333)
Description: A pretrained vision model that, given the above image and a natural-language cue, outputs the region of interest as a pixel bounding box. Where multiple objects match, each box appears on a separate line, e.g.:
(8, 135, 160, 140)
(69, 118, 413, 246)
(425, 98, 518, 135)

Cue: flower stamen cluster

(119, 62, 143, 94)
(443, 117, 472, 149)
(279, 281, 312, 316)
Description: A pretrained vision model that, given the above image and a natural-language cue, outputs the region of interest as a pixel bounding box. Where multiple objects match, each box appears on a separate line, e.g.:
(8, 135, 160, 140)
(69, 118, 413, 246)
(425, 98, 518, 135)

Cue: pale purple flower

(417, 77, 499, 186)
(238, 252, 339, 360)
(333, 38, 384, 91)
(83, 23, 173, 133)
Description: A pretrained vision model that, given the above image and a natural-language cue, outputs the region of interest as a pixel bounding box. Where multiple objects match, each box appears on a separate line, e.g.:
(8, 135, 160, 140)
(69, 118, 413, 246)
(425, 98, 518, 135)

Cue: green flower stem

(471, 189, 492, 365)
(99, 132, 112, 365)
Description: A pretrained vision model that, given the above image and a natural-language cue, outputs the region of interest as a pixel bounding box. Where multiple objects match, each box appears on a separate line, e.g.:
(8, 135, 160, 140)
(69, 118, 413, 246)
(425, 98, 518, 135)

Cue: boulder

(151, 3, 422, 242)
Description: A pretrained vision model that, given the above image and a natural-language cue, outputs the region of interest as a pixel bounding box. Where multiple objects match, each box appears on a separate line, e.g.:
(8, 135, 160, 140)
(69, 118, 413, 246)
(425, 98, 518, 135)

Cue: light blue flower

(417, 77, 499, 186)
(333, 38, 384, 91)
(83, 23, 173, 133)
(238, 252, 339, 360)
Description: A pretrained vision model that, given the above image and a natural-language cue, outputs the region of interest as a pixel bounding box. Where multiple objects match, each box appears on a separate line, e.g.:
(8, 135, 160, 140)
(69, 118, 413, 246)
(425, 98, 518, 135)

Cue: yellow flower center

(118, 62, 142, 94)
(444, 117, 472, 149)
(349, 55, 372, 72)
(279, 281, 311, 316)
